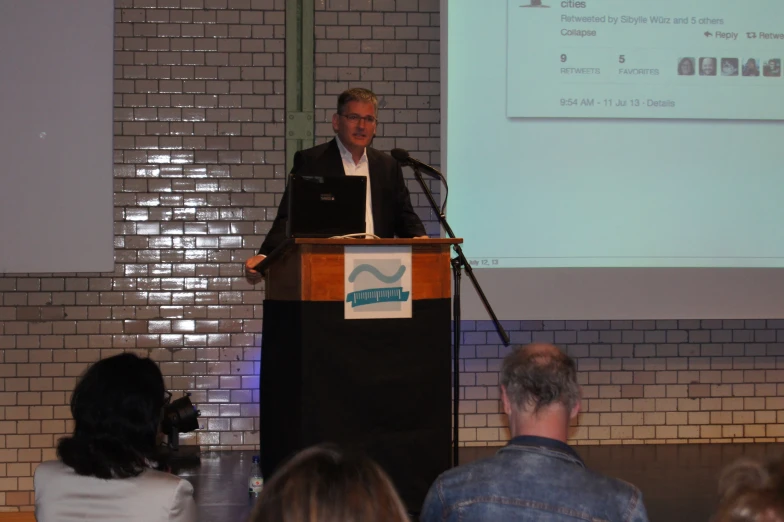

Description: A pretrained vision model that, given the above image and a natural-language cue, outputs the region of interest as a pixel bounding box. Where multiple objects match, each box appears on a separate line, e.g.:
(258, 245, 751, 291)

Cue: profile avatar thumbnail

(699, 57, 716, 76)
(520, 0, 550, 7)
(677, 57, 695, 76)
(721, 58, 738, 77)
(763, 59, 781, 77)
(743, 58, 760, 76)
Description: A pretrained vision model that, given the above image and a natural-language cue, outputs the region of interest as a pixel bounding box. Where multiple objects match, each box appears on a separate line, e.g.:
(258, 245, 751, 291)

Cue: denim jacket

(420, 436, 649, 522)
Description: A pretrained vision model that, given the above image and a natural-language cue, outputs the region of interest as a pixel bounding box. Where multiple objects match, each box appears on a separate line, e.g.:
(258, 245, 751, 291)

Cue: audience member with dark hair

(420, 343, 649, 522)
(713, 457, 784, 522)
(249, 445, 409, 522)
(34, 353, 196, 522)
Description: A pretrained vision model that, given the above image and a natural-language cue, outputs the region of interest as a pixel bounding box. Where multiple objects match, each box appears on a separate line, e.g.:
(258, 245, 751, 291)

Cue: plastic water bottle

(248, 455, 264, 498)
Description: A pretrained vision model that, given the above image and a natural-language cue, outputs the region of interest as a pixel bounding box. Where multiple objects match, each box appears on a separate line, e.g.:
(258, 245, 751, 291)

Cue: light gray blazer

(34, 460, 197, 522)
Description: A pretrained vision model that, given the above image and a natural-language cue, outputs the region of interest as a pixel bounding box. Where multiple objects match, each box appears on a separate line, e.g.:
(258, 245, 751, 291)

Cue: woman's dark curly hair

(57, 353, 166, 479)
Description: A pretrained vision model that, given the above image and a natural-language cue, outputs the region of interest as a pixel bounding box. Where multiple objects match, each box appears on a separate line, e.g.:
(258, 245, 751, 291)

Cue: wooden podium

(260, 238, 460, 510)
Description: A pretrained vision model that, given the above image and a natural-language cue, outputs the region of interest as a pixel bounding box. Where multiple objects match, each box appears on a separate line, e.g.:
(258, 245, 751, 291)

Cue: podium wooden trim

(263, 238, 462, 302)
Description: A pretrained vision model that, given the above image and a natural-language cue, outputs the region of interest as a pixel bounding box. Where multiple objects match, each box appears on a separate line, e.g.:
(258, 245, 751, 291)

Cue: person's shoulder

(298, 139, 335, 158)
(140, 468, 194, 492)
(35, 460, 72, 482)
(367, 147, 398, 174)
(367, 146, 394, 162)
(577, 466, 645, 508)
(581, 465, 639, 491)
(139, 470, 196, 519)
(424, 454, 520, 513)
(36, 460, 68, 473)
(433, 454, 504, 488)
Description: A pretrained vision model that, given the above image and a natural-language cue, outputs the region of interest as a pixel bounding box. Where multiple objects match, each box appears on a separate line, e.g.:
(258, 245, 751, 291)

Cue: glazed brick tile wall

(457, 320, 784, 447)
(0, 0, 286, 510)
(0, 0, 782, 512)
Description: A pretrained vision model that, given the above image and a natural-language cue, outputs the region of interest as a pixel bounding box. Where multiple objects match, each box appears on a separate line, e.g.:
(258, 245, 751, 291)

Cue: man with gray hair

(420, 343, 649, 522)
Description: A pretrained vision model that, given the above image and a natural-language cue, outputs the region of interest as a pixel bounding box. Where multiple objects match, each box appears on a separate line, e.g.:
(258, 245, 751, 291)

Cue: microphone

(390, 148, 444, 179)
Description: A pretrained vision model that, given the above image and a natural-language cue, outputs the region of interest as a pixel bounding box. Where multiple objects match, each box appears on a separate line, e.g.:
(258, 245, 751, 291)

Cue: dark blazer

(259, 139, 426, 255)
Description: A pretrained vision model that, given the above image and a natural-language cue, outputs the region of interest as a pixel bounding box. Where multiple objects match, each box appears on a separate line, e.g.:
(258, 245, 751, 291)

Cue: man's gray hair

(500, 344, 580, 413)
(337, 88, 378, 115)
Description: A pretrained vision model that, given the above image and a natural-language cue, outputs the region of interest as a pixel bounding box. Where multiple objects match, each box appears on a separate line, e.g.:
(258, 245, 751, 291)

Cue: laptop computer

(286, 174, 367, 238)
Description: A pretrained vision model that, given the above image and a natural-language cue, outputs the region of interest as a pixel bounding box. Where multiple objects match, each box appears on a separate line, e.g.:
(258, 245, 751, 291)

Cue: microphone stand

(408, 166, 510, 468)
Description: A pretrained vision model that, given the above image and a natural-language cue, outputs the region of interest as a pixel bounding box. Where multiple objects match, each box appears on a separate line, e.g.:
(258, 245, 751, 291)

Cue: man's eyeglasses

(340, 113, 377, 125)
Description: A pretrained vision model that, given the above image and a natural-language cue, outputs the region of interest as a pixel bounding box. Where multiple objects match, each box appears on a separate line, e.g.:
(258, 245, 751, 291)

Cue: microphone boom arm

(405, 161, 510, 469)
(408, 166, 509, 346)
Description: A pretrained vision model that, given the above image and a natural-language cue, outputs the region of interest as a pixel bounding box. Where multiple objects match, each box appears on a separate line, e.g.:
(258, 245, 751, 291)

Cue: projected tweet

(508, 0, 784, 120)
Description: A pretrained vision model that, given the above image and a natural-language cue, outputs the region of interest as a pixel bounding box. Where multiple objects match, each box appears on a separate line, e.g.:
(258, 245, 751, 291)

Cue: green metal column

(285, 0, 315, 173)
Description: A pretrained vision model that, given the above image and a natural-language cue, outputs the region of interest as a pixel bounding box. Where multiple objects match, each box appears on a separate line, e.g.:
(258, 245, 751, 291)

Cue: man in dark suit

(245, 88, 427, 273)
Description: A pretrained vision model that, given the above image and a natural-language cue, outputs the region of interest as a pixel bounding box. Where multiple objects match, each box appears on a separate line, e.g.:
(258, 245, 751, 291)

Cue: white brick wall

(0, 0, 285, 509)
(457, 320, 784, 447)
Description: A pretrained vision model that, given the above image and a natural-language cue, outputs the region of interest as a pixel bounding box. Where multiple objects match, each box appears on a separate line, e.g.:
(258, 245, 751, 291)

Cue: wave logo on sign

(345, 264, 410, 308)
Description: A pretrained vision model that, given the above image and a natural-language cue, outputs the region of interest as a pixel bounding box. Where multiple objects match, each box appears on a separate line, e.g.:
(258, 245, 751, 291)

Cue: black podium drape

(260, 298, 452, 511)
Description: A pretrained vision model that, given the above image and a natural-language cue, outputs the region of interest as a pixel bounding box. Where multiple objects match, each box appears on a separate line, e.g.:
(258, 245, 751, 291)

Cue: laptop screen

(286, 175, 367, 238)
